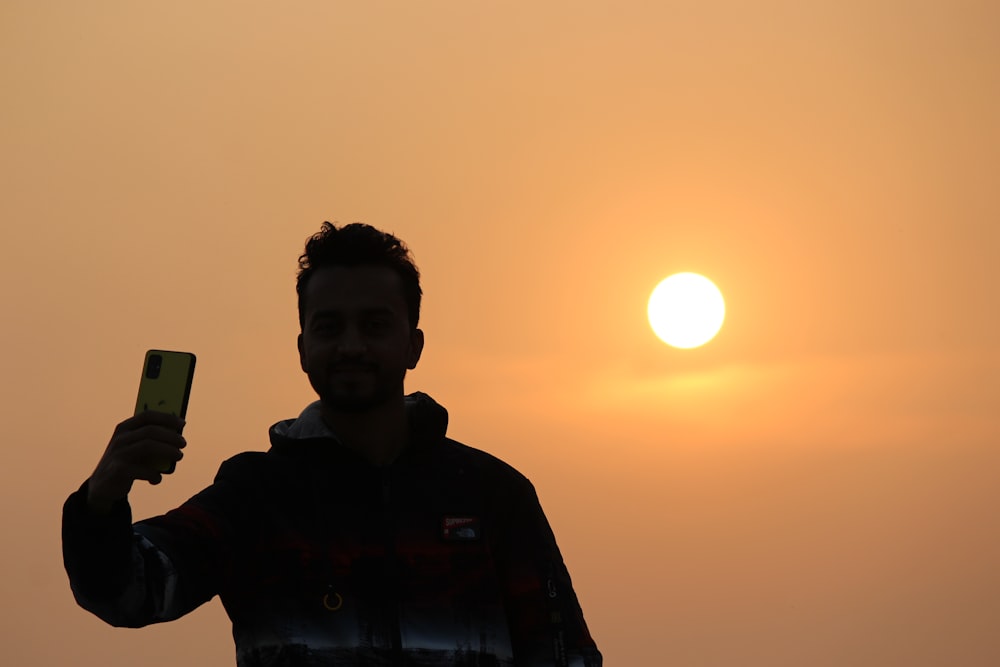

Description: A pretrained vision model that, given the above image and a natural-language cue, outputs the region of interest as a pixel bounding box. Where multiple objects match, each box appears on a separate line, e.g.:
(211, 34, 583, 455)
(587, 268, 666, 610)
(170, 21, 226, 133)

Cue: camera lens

(146, 354, 162, 379)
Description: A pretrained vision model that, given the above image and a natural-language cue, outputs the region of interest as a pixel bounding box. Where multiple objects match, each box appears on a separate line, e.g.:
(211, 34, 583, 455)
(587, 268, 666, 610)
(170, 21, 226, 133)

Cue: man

(63, 222, 602, 666)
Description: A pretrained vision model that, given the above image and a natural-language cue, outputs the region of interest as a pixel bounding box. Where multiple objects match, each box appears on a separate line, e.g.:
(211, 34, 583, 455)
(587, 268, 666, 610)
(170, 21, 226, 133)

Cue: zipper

(381, 468, 404, 663)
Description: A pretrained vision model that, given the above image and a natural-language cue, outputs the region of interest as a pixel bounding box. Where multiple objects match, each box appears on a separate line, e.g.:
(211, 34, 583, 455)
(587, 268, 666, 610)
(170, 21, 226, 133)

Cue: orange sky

(2, 2, 999, 665)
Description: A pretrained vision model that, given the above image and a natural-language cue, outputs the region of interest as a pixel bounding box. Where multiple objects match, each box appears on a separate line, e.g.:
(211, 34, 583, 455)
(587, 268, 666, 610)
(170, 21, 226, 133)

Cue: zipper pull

(322, 585, 343, 611)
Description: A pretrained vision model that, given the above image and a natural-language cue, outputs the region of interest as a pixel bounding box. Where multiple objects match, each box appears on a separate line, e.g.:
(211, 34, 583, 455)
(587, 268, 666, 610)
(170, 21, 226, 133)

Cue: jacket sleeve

(61, 479, 210, 627)
(496, 475, 602, 667)
(61, 456, 256, 627)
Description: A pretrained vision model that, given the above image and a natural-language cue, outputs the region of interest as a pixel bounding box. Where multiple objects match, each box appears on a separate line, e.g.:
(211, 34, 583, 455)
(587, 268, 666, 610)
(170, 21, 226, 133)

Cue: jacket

(62, 392, 602, 666)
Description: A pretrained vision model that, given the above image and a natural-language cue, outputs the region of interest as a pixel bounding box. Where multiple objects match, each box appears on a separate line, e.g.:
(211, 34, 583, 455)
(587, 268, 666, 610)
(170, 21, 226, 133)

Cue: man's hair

(296, 222, 422, 330)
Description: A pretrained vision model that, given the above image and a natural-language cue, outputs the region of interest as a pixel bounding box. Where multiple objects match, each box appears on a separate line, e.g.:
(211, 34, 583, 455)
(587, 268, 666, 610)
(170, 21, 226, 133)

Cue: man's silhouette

(62, 222, 602, 666)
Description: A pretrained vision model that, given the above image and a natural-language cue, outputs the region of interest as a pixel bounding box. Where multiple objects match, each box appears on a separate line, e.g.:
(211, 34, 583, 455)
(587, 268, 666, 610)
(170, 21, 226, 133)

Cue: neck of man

(319, 396, 409, 466)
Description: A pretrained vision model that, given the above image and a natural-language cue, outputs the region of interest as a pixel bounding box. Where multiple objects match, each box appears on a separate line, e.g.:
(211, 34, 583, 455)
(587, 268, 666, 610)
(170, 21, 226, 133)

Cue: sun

(647, 273, 726, 349)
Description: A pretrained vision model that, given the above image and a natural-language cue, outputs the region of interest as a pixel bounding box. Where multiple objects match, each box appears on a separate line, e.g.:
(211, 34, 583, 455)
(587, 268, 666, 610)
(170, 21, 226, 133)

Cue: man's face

(297, 265, 424, 413)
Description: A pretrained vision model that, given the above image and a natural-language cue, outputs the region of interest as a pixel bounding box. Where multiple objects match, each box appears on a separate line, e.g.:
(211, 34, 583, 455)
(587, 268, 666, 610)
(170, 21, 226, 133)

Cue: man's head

(296, 222, 424, 413)
(296, 222, 422, 331)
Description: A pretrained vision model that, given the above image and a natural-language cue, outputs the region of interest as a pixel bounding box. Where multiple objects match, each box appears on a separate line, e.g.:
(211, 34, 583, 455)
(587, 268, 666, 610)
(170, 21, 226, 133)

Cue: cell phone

(134, 349, 196, 473)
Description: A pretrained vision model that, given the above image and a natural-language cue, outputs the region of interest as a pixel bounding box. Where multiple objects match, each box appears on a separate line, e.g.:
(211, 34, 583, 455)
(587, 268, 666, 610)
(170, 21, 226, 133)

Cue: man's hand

(86, 411, 187, 514)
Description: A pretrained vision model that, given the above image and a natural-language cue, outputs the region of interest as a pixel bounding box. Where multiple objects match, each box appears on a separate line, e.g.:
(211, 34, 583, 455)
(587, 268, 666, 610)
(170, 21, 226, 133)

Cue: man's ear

(407, 328, 424, 370)
(297, 333, 307, 372)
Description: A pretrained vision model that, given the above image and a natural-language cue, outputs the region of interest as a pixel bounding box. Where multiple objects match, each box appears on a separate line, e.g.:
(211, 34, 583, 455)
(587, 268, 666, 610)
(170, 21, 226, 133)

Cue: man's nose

(336, 325, 367, 355)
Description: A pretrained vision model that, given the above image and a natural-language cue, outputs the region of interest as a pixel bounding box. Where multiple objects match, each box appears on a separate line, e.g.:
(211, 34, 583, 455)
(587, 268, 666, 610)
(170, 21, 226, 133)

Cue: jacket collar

(267, 391, 449, 460)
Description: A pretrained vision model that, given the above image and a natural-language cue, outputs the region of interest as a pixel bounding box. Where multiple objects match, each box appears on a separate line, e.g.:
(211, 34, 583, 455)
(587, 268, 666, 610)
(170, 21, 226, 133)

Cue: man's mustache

(329, 361, 379, 372)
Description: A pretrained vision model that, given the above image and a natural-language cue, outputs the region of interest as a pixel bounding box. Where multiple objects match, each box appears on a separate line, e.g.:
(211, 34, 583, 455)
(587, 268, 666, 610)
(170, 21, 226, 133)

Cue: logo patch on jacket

(442, 516, 481, 541)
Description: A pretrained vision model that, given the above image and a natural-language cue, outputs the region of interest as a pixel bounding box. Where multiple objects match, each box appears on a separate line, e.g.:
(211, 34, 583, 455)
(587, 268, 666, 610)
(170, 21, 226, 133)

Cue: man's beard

(313, 366, 406, 414)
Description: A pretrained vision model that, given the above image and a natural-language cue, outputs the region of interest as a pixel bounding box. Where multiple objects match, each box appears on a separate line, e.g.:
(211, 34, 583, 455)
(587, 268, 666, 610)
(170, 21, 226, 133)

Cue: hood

(268, 391, 450, 453)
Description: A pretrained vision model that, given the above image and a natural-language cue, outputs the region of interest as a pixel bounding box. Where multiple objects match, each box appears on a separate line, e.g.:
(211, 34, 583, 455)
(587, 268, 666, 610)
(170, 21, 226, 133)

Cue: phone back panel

(134, 350, 196, 418)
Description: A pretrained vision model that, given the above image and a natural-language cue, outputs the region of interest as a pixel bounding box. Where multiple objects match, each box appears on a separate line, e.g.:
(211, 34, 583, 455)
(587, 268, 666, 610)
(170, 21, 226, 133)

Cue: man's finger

(115, 411, 186, 434)
(115, 440, 186, 466)
(114, 425, 187, 449)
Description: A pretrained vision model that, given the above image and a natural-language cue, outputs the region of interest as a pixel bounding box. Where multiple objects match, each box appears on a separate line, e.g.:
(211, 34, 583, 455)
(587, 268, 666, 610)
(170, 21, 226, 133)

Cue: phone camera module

(146, 354, 163, 379)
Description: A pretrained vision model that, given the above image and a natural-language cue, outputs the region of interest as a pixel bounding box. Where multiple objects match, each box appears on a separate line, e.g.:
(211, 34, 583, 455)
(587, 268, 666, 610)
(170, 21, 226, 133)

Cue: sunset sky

(3, 2, 999, 665)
